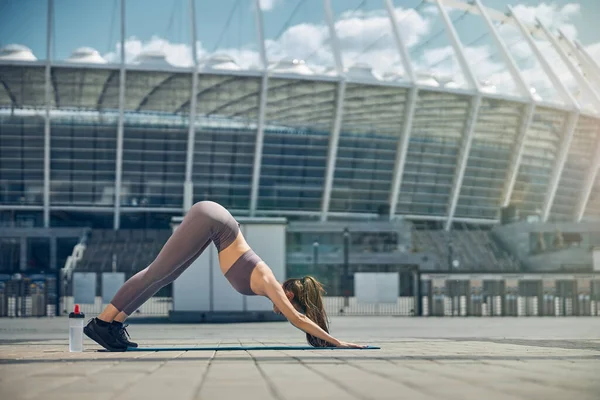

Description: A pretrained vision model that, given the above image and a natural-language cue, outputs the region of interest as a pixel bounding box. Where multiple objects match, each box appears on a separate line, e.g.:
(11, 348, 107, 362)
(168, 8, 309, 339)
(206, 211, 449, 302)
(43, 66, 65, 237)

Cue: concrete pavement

(0, 317, 598, 400)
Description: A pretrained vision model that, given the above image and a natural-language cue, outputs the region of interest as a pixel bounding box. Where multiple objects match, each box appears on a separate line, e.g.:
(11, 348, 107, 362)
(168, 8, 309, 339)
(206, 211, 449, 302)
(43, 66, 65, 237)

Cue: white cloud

(510, 3, 580, 40)
(99, 2, 599, 105)
(258, 0, 281, 12)
(103, 35, 195, 67)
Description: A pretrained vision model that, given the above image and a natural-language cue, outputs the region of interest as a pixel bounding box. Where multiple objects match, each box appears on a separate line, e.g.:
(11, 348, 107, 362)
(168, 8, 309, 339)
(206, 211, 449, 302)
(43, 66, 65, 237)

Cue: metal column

(557, 30, 600, 87)
(320, 0, 346, 221)
(542, 111, 580, 221)
(434, 0, 482, 231)
(575, 130, 600, 221)
(537, 20, 600, 108)
(538, 21, 599, 219)
(472, 0, 537, 208)
(385, 0, 418, 220)
(574, 40, 600, 75)
(184, 0, 199, 213)
(508, 7, 581, 223)
(113, 0, 126, 230)
(43, 0, 54, 228)
(249, 0, 269, 217)
(507, 6, 578, 106)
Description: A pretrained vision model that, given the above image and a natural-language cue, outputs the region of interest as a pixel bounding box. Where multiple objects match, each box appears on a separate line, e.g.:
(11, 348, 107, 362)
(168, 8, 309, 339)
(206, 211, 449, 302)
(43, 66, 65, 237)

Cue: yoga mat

(125, 345, 380, 352)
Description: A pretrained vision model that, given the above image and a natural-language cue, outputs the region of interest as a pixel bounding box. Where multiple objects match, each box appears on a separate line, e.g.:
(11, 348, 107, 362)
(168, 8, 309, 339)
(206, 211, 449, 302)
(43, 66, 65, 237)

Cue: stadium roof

(0, 0, 599, 227)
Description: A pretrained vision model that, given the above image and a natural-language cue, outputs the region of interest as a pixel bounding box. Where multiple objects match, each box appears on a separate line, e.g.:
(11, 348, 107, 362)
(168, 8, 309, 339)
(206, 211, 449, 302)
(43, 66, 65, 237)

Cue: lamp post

(343, 227, 350, 307)
(312, 240, 319, 271)
(448, 236, 453, 272)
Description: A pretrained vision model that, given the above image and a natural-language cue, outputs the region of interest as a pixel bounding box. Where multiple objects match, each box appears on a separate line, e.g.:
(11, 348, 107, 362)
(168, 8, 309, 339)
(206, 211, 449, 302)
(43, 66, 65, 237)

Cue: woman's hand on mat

(335, 341, 367, 348)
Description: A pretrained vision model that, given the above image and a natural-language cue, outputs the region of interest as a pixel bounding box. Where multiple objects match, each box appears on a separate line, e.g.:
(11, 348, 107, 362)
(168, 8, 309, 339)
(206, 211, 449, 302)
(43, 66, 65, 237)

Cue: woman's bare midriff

(217, 230, 271, 296)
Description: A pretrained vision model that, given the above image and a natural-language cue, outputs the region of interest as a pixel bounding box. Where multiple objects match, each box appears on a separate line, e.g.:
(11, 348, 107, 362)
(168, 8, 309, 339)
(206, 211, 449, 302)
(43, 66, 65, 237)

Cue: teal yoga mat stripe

(126, 345, 380, 351)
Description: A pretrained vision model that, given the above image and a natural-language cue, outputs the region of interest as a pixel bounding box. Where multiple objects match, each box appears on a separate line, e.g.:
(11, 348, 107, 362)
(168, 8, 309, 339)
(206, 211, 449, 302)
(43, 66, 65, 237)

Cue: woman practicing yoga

(84, 200, 365, 351)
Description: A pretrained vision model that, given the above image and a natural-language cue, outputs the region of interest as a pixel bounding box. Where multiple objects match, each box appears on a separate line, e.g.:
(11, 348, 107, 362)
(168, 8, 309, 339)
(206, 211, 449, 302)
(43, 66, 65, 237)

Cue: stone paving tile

(258, 361, 360, 400)
(115, 352, 209, 400)
(1, 318, 599, 400)
(398, 360, 595, 400)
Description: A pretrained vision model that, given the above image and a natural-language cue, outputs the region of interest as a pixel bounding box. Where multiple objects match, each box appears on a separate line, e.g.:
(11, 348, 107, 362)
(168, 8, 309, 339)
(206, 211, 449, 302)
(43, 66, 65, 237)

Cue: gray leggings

(110, 201, 249, 315)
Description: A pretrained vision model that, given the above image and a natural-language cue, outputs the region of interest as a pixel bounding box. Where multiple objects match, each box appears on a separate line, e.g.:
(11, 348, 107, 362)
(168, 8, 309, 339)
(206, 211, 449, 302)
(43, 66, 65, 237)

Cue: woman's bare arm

(261, 275, 365, 348)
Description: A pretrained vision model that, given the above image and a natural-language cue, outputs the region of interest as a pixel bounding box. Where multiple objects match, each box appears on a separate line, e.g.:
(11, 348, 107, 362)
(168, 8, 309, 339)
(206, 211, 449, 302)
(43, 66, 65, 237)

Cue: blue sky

(1, 0, 598, 60)
(0, 0, 598, 102)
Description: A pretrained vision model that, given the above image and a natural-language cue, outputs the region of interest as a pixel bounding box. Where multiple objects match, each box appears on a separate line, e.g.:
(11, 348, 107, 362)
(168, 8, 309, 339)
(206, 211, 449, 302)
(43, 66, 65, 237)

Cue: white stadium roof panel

(53, 68, 113, 109)
(137, 73, 192, 114)
(125, 71, 177, 111)
(264, 78, 337, 132)
(340, 83, 407, 136)
(0, 65, 55, 108)
(192, 75, 261, 121)
(1, 0, 600, 222)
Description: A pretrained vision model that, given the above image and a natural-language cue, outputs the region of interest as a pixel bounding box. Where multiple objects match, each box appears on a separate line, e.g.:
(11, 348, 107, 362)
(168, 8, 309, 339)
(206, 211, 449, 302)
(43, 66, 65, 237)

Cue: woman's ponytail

(299, 276, 331, 347)
(282, 275, 331, 347)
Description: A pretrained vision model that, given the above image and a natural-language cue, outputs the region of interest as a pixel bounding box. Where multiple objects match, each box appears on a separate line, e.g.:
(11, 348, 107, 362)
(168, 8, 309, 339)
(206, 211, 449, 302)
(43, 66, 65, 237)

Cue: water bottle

(69, 304, 85, 352)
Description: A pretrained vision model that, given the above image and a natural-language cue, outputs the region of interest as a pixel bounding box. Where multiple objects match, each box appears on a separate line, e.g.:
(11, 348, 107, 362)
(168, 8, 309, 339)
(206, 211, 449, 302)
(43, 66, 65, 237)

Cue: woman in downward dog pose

(84, 201, 365, 351)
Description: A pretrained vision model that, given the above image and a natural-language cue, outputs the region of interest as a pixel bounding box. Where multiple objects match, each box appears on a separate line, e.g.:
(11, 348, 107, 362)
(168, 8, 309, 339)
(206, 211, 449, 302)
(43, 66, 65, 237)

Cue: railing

(0, 273, 58, 317)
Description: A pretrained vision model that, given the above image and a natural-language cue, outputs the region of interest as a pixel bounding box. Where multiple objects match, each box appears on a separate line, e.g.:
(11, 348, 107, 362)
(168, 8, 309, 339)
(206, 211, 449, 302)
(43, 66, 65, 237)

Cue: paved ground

(0, 317, 599, 400)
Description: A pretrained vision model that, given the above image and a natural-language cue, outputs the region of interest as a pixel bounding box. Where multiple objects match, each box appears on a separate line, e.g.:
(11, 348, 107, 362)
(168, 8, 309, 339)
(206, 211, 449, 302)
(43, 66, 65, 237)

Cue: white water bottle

(69, 304, 85, 352)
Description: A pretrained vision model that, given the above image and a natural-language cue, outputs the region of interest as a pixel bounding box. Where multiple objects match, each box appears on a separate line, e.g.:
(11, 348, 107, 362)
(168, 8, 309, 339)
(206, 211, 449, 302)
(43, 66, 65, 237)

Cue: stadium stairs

(77, 229, 171, 275)
(412, 225, 521, 272)
(491, 221, 594, 272)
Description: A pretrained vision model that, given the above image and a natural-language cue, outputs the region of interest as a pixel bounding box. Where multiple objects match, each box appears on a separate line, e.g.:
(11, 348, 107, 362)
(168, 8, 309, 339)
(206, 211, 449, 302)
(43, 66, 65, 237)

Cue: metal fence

(0, 274, 58, 317)
(61, 295, 171, 317)
(324, 296, 415, 316)
(61, 271, 171, 317)
(421, 275, 600, 317)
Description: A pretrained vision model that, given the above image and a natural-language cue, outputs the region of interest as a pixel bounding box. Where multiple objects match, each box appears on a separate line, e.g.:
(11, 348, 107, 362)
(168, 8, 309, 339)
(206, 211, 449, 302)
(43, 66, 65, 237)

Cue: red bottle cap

(74, 304, 80, 314)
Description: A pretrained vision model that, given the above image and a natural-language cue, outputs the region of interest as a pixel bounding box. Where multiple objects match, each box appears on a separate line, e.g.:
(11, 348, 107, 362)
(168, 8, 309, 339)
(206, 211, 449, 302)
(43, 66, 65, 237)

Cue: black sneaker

(111, 321, 138, 348)
(83, 318, 127, 352)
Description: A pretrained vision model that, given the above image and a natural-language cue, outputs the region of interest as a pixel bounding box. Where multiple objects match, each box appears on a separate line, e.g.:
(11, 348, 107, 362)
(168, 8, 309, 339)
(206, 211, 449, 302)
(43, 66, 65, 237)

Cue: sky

(0, 0, 599, 102)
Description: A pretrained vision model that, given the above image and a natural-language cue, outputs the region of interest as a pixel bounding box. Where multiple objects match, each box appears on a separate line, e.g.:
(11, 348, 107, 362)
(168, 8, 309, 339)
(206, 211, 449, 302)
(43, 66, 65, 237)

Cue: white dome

(67, 47, 106, 64)
(345, 63, 380, 81)
(436, 75, 461, 89)
(480, 80, 497, 94)
(382, 70, 404, 82)
(444, 80, 461, 89)
(416, 71, 439, 87)
(0, 44, 37, 61)
(322, 66, 338, 77)
(530, 87, 542, 101)
(134, 50, 172, 67)
(199, 53, 241, 71)
(271, 58, 314, 75)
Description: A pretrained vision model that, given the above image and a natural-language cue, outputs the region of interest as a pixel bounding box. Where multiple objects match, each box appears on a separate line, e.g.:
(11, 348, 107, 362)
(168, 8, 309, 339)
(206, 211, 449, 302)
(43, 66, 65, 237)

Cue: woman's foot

(111, 321, 138, 348)
(83, 318, 127, 352)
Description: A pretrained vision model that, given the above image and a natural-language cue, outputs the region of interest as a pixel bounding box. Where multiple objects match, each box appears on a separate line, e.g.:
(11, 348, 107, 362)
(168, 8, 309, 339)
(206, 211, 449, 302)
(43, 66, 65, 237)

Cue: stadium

(0, 0, 599, 320)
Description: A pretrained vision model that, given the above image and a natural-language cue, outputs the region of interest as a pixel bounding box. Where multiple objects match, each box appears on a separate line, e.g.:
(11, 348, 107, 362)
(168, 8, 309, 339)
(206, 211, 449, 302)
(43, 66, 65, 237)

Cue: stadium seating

(77, 229, 171, 275)
(412, 227, 520, 271)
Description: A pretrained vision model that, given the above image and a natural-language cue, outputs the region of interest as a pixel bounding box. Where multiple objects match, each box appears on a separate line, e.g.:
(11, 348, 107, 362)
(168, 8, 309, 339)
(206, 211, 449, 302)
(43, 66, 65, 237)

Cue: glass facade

(510, 107, 566, 216)
(0, 116, 45, 205)
(0, 63, 599, 224)
(122, 123, 186, 208)
(455, 99, 524, 220)
(50, 118, 117, 206)
(584, 173, 600, 220)
(396, 91, 470, 216)
(551, 116, 599, 220)
(330, 84, 407, 214)
(192, 75, 261, 210)
(258, 78, 335, 211)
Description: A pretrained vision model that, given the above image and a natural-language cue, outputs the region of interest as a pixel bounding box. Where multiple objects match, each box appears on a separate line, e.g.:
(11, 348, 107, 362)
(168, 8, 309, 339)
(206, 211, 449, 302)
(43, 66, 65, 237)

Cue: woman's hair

(282, 276, 331, 347)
